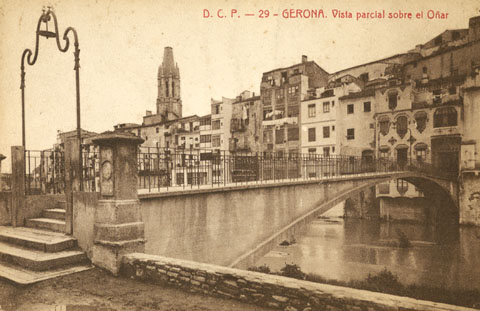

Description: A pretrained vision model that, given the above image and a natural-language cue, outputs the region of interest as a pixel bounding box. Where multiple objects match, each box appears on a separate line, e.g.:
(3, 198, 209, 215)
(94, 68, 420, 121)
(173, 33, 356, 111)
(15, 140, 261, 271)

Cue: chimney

(302, 55, 308, 63)
(146, 110, 152, 116)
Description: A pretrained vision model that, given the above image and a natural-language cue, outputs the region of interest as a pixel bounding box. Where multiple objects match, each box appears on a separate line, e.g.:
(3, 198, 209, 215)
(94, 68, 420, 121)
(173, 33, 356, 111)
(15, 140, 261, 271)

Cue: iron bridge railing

(136, 147, 453, 193)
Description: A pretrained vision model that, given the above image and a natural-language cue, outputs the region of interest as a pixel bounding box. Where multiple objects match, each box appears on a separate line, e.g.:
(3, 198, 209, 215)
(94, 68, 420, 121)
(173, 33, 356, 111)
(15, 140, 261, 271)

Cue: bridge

(137, 169, 457, 269)
(0, 134, 458, 282)
(1, 133, 471, 311)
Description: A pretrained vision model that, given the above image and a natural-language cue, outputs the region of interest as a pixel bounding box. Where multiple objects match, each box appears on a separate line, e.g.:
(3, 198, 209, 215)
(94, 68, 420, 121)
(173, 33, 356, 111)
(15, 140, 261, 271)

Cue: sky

(0, 0, 479, 172)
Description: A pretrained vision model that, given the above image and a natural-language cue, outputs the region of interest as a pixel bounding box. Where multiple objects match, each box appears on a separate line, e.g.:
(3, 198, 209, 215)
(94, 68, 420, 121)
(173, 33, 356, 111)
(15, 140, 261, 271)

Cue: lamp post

(20, 7, 82, 189)
(407, 127, 416, 167)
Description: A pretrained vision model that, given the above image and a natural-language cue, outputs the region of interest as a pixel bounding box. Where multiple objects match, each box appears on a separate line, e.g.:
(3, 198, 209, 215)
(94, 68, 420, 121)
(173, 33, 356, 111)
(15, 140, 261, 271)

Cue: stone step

(25, 218, 66, 233)
(0, 226, 76, 252)
(0, 261, 92, 285)
(57, 201, 67, 210)
(0, 241, 87, 271)
(42, 208, 66, 220)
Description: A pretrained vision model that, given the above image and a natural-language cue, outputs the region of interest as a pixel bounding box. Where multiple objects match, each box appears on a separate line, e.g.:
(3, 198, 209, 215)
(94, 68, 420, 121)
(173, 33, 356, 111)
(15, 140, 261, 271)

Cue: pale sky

(1, 0, 479, 171)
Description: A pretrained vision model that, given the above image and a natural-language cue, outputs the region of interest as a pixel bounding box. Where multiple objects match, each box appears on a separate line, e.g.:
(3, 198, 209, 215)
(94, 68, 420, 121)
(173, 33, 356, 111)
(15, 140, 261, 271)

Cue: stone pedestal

(91, 132, 145, 274)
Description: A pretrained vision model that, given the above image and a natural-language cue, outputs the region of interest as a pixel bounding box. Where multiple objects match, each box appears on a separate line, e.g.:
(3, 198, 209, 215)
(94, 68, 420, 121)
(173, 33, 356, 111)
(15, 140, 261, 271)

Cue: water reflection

(256, 217, 480, 291)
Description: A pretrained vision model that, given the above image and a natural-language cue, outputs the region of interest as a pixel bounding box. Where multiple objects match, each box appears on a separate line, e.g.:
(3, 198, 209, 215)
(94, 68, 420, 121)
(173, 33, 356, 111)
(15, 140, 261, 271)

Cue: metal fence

(24, 149, 65, 195)
(23, 146, 453, 195)
(82, 144, 100, 192)
(136, 147, 432, 193)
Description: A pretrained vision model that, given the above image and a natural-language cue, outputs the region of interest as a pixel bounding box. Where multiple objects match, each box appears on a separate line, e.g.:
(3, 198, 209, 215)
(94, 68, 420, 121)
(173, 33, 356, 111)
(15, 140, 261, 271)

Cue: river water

(255, 205, 480, 291)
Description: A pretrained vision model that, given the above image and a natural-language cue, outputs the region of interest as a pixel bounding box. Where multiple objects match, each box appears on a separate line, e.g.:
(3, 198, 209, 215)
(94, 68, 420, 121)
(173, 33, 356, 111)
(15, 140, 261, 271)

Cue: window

(323, 147, 330, 157)
(308, 128, 316, 142)
(263, 90, 272, 104)
(331, 100, 335, 107)
(379, 146, 389, 158)
(200, 135, 211, 143)
(448, 86, 456, 95)
(332, 146, 335, 153)
(347, 104, 354, 114)
(415, 149, 427, 162)
(275, 128, 284, 144)
(156, 127, 159, 133)
(200, 118, 211, 126)
(288, 105, 299, 117)
(308, 148, 316, 154)
(287, 127, 299, 141)
(363, 101, 371, 112)
(433, 89, 442, 105)
(308, 104, 316, 118)
(323, 126, 330, 138)
(263, 130, 273, 143)
(388, 91, 398, 110)
(396, 179, 408, 195)
(263, 109, 273, 120)
(347, 128, 355, 140)
(395, 116, 408, 138)
(414, 111, 427, 133)
(359, 72, 369, 82)
(422, 66, 428, 74)
(288, 85, 299, 97)
(323, 102, 330, 113)
(212, 120, 221, 130)
(212, 135, 221, 147)
(434, 107, 457, 127)
(212, 105, 220, 115)
(276, 89, 285, 100)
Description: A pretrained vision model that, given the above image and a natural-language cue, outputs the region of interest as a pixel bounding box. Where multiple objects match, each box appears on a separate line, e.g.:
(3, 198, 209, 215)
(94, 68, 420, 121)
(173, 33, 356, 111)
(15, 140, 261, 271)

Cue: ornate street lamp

(20, 7, 82, 189)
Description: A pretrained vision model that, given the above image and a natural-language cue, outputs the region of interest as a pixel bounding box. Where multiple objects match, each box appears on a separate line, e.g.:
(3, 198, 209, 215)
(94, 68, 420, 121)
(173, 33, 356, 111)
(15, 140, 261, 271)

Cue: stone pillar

(0, 154, 5, 191)
(11, 146, 25, 227)
(65, 138, 82, 234)
(459, 171, 480, 226)
(91, 132, 145, 274)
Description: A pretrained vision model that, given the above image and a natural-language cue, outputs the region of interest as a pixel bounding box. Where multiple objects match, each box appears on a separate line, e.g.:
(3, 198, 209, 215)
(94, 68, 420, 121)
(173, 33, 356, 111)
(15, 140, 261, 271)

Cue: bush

(280, 263, 305, 280)
(364, 268, 405, 294)
(248, 264, 271, 274)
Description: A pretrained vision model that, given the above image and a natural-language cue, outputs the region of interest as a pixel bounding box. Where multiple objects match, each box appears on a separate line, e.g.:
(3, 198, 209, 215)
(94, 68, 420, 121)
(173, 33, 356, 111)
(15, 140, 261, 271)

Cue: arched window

(388, 91, 398, 110)
(395, 115, 408, 138)
(378, 115, 390, 136)
(414, 111, 427, 133)
(414, 143, 428, 162)
(434, 107, 457, 128)
(379, 146, 390, 158)
(396, 179, 408, 196)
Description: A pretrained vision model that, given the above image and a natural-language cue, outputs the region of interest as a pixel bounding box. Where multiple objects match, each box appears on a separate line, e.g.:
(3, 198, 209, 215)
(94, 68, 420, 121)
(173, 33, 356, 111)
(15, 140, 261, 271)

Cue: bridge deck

(138, 171, 412, 197)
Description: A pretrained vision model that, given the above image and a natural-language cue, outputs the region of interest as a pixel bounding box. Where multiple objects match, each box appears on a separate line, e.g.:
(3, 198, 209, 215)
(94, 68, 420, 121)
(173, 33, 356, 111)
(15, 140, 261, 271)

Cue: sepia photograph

(0, 0, 480, 310)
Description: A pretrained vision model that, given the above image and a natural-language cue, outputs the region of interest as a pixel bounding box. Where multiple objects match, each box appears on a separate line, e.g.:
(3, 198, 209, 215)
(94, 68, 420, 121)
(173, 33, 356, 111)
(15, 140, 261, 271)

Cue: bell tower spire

(157, 47, 182, 121)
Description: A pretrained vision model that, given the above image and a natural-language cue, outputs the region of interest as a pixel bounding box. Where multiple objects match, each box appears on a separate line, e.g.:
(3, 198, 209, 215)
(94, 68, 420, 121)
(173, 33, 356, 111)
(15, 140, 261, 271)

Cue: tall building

(260, 55, 330, 155)
(156, 47, 182, 121)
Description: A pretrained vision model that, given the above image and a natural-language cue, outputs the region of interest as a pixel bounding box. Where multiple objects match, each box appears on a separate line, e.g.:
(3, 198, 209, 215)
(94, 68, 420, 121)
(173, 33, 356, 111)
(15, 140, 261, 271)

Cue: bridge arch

(229, 172, 458, 269)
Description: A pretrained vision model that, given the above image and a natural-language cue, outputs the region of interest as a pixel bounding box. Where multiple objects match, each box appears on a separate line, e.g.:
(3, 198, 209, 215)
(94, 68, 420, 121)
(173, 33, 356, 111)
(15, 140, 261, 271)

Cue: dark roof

(339, 88, 375, 100)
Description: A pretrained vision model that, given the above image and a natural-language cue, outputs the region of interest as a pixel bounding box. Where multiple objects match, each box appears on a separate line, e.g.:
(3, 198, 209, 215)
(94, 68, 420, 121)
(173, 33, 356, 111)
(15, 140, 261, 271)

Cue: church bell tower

(157, 47, 182, 120)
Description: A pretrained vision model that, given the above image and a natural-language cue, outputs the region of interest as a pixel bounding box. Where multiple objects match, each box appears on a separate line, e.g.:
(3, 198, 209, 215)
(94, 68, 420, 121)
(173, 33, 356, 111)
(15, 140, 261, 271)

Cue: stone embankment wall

(122, 253, 475, 311)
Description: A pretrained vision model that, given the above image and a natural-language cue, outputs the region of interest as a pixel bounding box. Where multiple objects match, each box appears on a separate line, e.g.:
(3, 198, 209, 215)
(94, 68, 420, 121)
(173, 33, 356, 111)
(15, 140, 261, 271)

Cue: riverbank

(248, 263, 480, 309)
(0, 268, 272, 311)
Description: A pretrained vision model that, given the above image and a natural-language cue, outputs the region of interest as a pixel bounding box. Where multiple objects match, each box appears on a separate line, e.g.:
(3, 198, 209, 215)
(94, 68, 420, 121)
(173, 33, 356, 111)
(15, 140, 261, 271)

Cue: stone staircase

(0, 200, 92, 285)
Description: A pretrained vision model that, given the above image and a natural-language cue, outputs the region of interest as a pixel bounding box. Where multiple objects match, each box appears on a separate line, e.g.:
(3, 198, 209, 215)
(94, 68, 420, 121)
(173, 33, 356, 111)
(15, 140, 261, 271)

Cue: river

(255, 204, 480, 291)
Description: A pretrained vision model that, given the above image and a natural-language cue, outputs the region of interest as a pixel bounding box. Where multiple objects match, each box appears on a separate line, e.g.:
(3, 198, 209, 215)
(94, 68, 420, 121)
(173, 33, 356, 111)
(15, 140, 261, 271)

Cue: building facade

(260, 55, 330, 156)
